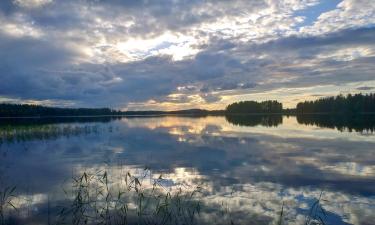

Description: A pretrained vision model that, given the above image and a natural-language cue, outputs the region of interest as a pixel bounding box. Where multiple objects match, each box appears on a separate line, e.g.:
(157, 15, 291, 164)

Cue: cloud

(300, 0, 375, 35)
(0, 0, 374, 109)
(357, 86, 374, 91)
(13, 0, 52, 9)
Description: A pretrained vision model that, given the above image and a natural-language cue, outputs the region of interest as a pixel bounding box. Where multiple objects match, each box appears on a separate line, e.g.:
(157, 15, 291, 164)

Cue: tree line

(0, 104, 118, 117)
(0, 104, 223, 117)
(226, 100, 283, 114)
(296, 93, 375, 114)
(0, 93, 374, 117)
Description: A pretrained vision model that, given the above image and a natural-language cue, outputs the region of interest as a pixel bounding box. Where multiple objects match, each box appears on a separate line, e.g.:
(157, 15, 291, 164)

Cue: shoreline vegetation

(0, 93, 374, 118)
(1, 170, 329, 225)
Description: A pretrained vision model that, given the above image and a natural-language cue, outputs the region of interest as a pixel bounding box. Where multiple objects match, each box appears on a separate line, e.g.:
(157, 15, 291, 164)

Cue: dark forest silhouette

(0, 93, 374, 117)
(0, 104, 224, 117)
(296, 93, 375, 114)
(0, 104, 116, 117)
(226, 100, 283, 114)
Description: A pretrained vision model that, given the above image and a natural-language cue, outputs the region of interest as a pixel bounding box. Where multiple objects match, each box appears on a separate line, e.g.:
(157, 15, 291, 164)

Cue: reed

(0, 186, 17, 225)
(55, 169, 202, 225)
(0, 172, 329, 225)
(304, 192, 327, 225)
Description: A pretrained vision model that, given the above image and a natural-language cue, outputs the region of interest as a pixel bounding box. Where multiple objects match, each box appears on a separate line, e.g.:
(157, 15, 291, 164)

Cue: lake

(0, 115, 374, 225)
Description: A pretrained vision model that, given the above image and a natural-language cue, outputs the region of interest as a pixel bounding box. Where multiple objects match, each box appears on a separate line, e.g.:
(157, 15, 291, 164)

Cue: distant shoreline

(1, 93, 374, 118)
(1, 112, 375, 119)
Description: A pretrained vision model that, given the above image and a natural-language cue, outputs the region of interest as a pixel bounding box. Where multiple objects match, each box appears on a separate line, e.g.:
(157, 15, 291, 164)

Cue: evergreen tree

(226, 100, 282, 113)
(0, 104, 117, 117)
(296, 93, 375, 114)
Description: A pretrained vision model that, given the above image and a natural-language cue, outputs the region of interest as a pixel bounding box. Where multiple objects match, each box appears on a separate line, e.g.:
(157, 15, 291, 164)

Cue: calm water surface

(0, 115, 374, 224)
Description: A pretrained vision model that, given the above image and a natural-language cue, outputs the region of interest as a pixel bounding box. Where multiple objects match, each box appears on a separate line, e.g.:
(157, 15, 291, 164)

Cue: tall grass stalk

(304, 192, 327, 225)
(0, 186, 17, 225)
(56, 169, 202, 225)
(1, 171, 331, 225)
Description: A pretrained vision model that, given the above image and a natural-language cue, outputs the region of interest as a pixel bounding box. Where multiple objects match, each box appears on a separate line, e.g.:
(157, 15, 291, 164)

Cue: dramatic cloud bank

(0, 0, 374, 109)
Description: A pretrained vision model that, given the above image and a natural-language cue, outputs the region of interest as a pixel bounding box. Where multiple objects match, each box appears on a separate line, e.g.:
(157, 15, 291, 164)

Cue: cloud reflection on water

(0, 115, 374, 224)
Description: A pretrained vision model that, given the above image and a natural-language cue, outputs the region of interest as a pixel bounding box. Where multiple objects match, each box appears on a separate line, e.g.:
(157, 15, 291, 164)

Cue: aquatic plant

(0, 171, 331, 225)
(304, 192, 327, 225)
(55, 169, 202, 225)
(0, 186, 17, 225)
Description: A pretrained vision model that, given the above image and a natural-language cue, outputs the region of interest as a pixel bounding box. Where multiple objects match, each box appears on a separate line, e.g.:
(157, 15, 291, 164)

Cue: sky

(0, 0, 374, 110)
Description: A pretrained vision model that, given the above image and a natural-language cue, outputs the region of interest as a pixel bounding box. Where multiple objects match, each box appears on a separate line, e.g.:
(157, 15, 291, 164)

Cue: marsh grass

(0, 172, 329, 225)
(55, 169, 202, 225)
(0, 186, 17, 225)
(278, 202, 284, 225)
(304, 192, 328, 225)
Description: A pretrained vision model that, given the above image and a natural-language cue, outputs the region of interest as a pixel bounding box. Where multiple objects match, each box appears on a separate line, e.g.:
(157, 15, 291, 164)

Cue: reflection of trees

(225, 113, 375, 132)
(225, 115, 283, 127)
(0, 125, 101, 144)
(0, 117, 120, 144)
(296, 114, 375, 132)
